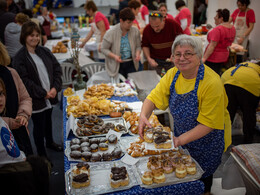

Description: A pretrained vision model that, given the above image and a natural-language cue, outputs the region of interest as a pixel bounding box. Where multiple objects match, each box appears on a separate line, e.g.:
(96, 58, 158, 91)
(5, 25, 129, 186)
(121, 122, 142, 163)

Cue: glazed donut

(77, 119, 86, 128)
(82, 128, 93, 136)
(91, 125, 102, 134)
(88, 115, 98, 123)
(84, 120, 95, 128)
(76, 128, 85, 136)
(115, 124, 126, 132)
(95, 118, 104, 126)
(104, 122, 115, 130)
(90, 144, 98, 152)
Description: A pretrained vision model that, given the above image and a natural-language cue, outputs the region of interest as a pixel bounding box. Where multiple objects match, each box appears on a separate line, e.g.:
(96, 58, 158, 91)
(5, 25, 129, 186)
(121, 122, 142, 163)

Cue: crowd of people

(0, 0, 259, 194)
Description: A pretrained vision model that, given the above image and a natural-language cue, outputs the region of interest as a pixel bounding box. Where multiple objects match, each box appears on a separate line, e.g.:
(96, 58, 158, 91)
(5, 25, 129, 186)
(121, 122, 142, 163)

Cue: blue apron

(169, 64, 224, 178)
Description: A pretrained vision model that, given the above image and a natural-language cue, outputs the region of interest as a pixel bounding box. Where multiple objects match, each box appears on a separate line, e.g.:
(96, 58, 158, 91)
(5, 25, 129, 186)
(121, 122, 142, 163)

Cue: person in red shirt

(79, 1, 110, 60)
(175, 0, 192, 35)
(230, 0, 255, 63)
(158, 3, 174, 21)
(142, 11, 183, 75)
(203, 9, 236, 75)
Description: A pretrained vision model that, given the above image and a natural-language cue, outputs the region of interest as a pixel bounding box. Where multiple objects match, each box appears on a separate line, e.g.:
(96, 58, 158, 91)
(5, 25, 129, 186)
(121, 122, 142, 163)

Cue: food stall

(62, 83, 205, 194)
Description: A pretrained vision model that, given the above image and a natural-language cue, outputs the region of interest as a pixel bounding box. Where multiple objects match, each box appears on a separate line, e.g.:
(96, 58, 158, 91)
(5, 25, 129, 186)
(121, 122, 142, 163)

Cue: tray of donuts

(73, 115, 128, 138)
(65, 136, 123, 162)
(65, 160, 140, 195)
(135, 150, 204, 189)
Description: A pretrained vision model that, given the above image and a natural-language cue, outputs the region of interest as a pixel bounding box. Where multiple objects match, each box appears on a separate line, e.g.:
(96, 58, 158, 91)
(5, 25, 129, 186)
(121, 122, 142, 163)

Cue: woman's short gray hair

(172, 35, 203, 59)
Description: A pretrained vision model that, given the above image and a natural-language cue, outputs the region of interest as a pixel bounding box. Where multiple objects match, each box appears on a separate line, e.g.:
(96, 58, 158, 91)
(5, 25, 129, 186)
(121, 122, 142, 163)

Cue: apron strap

(231, 63, 248, 76)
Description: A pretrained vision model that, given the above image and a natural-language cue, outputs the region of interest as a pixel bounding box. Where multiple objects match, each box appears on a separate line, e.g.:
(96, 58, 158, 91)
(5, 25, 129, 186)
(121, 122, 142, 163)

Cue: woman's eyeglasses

(149, 13, 163, 17)
(173, 52, 196, 59)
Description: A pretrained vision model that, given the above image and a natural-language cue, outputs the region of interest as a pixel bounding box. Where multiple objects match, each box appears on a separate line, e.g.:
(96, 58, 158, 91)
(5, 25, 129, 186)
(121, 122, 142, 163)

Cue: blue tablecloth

(63, 95, 204, 194)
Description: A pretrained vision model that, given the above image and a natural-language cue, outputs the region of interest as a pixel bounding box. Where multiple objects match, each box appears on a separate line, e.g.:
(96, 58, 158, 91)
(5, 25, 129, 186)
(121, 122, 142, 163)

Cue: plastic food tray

(65, 160, 140, 195)
(135, 151, 204, 189)
(73, 117, 128, 138)
(65, 140, 123, 162)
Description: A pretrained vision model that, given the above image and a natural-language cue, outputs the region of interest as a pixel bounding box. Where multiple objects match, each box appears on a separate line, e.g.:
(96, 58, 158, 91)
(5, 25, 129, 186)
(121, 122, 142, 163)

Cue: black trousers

(205, 61, 224, 75)
(119, 60, 136, 79)
(31, 108, 54, 156)
(12, 126, 33, 156)
(200, 174, 213, 193)
(225, 84, 259, 143)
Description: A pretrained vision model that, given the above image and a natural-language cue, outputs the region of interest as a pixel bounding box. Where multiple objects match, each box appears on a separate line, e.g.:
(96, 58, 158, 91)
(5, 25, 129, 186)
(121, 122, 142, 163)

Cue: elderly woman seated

(139, 34, 231, 194)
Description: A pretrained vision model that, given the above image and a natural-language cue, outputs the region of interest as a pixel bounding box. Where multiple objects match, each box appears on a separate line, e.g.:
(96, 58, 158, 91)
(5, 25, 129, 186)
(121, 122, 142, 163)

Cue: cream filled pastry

(175, 163, 187, 178)
(186, 162, 197, 175)
(152, 169, 166, 183)
(141, 171, 153, 185)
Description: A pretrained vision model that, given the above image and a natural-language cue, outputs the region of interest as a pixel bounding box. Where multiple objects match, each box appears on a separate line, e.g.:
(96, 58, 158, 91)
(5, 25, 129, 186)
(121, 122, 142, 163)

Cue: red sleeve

(247, 9, 255, 24)
(142, 5, 149, 15)
(94, 12, 103, 23)
(208, 27, 220, 42)
(141, 26, 151, 47)
(167, 14, 175, 21)
(231, 9, 239, 23)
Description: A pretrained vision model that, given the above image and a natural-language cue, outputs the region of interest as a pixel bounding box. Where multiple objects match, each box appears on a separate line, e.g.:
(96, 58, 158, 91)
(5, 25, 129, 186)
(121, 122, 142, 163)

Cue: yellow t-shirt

(221, 62, 260, 97)
(147, 65, 231, 151)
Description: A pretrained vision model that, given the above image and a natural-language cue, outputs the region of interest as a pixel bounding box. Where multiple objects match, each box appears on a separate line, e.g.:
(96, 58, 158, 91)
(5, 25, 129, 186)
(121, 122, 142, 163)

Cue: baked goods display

(52, 41, 68, 53)
(71, 162, 90, 188)
(74, 116, 128, 137)
(110, 166, 129, 188)
(126, 137, 169, 157)
(83, 83, 114, 100)
(113, 83, 137, 97)
(63, 87, 74, 96)
(143, 126, 173, 149)
(67, 98, 115, 117)
(66, 97, 130, 118)
(123, 111, 162, 134)
(69, 137, 122, 162)
(139, 151, 198, 185)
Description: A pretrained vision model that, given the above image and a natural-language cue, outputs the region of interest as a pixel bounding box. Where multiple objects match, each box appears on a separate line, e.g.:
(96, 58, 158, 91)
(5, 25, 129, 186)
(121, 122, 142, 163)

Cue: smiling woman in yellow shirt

(139, 34, 231, 194)
(147, 66, 231, 142)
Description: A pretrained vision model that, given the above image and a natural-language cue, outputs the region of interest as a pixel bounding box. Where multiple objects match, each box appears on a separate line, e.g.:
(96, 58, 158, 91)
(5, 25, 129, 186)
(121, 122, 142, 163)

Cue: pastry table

(62, 94, 205, 194)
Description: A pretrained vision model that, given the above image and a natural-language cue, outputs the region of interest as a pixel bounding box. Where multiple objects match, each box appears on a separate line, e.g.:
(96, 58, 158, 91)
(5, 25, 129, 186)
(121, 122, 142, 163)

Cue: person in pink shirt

(175, 0, 192, 35)
(230, 0, 255, 63)
(79, 1, 110, 60)
(136, 0, 149, 28)
(203, 9, 236, 75)
(158, 3, 174, 21)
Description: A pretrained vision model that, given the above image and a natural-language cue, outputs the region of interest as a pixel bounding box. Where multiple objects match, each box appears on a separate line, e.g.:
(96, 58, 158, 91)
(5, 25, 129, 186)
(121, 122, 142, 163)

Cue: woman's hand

(237, 36, 244, 45)
(114, 55, 123, 63)
(15, 115, 28, 127)
(173, 136, 182, 148)
(148, 58, 158, 67)
(135, 54, 141, 62)
(138, 114, 152, 139)
(47, 87, 57, 99)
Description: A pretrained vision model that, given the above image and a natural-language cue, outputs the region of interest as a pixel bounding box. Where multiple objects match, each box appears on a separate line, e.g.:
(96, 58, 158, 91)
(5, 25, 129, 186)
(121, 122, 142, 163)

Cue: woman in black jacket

(12, 21, 62, 158)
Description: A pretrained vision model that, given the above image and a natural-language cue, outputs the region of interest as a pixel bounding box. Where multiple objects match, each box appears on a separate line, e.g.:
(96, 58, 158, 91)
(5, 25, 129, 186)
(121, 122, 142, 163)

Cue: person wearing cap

(142, 11, 183, 75)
